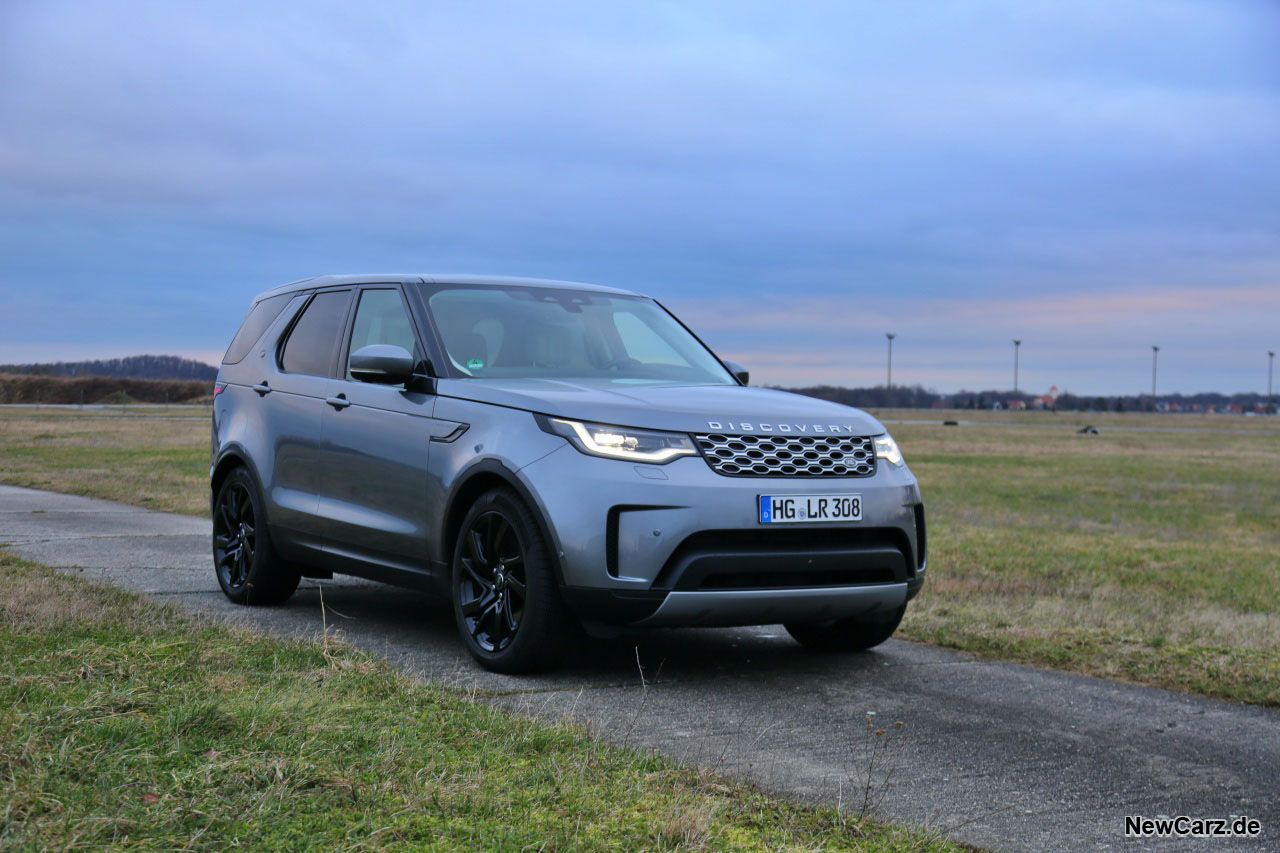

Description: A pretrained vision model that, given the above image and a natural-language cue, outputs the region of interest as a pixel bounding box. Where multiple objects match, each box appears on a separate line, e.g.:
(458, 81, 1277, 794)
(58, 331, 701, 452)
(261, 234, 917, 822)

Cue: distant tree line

(0, 354, 217, 381)
(781, 384, 1277, 413)
(779, 384, 941, 409)
(0, 373, 211, 405)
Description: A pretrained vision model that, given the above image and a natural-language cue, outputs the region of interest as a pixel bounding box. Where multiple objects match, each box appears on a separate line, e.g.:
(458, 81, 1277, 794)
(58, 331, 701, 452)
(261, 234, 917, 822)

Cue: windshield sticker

(466, 358, 485, 370)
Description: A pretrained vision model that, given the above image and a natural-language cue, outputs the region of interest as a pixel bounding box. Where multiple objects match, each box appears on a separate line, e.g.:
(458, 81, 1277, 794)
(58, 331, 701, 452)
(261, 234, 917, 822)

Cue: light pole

(885, 333, 896, 406)
(1013, 339, 1021, 397)
(1151, 345, 1159, 409)
(1269, 351, 1275, 414)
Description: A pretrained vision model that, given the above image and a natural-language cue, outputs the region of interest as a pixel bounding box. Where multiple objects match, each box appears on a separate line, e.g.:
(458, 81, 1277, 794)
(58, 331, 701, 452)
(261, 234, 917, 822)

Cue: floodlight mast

(1269, 351, 1275, 414)
(1013, 339, 1021, 397)
(885, 333, 896, 407)
(1151, 345, 1160, 407)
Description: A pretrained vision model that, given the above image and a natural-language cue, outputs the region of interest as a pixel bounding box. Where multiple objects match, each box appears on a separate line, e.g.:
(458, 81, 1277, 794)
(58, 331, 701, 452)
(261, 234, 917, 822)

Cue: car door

(263, 287, 354, 558)
(314, 285, 442, 575)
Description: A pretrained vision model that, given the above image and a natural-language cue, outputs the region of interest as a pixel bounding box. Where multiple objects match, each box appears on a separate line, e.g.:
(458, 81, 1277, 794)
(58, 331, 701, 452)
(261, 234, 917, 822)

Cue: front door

(315, 286, 439, 574)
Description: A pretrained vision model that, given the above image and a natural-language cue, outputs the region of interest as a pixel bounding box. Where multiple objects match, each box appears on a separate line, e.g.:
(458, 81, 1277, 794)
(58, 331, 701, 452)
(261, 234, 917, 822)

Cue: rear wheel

(785, 605, 906, 652)
(451, 488, 567, 673)
(212, 467, 300, 605)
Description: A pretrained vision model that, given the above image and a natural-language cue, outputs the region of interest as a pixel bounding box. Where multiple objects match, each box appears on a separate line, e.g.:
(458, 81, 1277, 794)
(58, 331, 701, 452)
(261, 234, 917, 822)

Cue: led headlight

(873, 433, 904, 466)
(542, 417, 697, 463)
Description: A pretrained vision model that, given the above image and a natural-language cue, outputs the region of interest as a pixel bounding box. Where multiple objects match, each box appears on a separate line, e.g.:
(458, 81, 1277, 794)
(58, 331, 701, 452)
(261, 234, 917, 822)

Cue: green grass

(881, 417, 1280, 706)
(0, 553, 953, 850)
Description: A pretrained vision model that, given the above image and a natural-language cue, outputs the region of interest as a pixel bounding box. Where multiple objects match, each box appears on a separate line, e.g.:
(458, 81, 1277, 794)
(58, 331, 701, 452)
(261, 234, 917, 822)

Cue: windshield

(423, 285, 736, 385)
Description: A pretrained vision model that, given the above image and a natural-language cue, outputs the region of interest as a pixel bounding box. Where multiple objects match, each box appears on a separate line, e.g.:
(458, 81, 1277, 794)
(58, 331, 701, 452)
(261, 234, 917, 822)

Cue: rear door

(263, 287, 353, 556)
(314, 285, 440, 575)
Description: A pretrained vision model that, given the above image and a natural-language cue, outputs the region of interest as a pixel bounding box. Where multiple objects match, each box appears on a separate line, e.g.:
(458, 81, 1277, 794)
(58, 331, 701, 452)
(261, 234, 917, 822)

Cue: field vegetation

(869, 408, 1280, 706)
(1, 406, 1277, 706)
(0, 407, 210, 515)
(0, 552, 950, 850)
(0, 373, 211, 406)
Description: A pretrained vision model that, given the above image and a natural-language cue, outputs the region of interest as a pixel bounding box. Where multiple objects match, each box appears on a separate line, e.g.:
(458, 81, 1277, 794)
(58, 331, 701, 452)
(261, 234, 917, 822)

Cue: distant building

(1031, 385, 1059, 409)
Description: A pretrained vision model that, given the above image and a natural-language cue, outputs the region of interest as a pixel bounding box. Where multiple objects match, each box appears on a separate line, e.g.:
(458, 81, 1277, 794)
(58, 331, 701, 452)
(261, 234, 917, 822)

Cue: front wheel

(451, 488, 568, 673)
(785, 605, 906, 652)
(212, 467, 300, 605)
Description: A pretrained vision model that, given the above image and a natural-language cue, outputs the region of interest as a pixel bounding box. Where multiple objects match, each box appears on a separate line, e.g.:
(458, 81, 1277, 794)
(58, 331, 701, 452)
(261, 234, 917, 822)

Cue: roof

(253, 274, 641, 303)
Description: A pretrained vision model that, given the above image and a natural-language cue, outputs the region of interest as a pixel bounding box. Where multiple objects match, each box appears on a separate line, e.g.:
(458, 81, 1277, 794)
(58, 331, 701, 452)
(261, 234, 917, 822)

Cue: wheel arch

(439, 460, 566, 587)
(209, 447, 268, 522)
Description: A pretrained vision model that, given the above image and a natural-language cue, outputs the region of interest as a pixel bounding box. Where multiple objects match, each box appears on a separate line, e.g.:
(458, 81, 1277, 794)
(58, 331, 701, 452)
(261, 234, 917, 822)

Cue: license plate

(759, 494, 862, 524)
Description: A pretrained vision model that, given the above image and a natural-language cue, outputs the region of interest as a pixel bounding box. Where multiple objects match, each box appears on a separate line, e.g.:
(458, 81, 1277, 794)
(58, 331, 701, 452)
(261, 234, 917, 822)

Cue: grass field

(0, 551, 951, 850)
(0, 407, 211, 516)
(869, 408, 1280, 706)
(1, 406, 1278, 706)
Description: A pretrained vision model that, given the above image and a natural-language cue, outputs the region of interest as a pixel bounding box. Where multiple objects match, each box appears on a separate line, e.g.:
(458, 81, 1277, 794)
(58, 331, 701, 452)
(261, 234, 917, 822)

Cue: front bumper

(518, 444, 926, 626)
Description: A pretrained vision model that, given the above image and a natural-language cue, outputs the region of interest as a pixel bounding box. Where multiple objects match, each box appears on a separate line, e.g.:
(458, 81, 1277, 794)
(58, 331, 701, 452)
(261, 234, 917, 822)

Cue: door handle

(252, 382, 271, 396)
(325, 394, 350, 410)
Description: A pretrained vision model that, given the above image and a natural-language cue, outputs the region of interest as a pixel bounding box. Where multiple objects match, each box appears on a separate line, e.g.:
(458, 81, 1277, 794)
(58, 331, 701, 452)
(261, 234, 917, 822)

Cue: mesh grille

(694, 433, 877, 477)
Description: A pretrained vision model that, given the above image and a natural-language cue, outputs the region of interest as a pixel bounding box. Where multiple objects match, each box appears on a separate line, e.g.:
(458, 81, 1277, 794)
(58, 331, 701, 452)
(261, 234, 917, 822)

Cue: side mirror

(350, 344, 415, 385)
(723, 359, 749, 385)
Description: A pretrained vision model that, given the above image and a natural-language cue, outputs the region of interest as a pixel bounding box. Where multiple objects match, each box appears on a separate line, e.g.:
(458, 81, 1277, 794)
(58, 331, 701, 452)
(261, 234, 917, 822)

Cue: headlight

(542, 417, 698, 464)
(874, 433, 904, 467)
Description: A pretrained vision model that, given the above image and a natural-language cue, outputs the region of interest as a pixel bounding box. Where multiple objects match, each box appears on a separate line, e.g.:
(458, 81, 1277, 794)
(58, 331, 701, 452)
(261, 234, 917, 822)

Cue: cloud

(0, 0, 1277, 394)
(672, 281, 1280, 393)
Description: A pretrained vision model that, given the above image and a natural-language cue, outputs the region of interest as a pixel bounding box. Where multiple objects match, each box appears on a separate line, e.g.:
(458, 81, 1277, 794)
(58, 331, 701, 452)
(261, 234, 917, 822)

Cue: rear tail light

(213, 382, 227, 397)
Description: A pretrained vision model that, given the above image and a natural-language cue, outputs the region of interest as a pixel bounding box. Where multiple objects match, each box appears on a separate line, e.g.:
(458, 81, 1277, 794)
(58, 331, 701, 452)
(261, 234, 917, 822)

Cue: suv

(211, 275, 926, 672)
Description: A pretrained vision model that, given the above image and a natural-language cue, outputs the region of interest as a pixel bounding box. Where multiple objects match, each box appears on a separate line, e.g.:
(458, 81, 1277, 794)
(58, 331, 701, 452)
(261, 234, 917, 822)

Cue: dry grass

(0, 558, 181, 633)
(0, 408, 209, 515)
(889, 416, 1280, 705)
(868, 406, 1280, 432)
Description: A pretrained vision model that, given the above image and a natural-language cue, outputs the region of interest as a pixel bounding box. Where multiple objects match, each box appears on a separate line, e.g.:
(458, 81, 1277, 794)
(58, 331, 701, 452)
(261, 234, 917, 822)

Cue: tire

(451, 487, 568, 673)
(212, 467, 301, 606)
(785, 605, 906, 652)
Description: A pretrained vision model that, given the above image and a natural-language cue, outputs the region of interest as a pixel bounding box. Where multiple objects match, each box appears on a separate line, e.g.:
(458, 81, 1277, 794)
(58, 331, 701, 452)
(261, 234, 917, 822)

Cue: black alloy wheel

(451, 487, 569, 672)
(457, 510, 528, 653)
(213, 480, 256, 593)
(211, 467, 300, 605)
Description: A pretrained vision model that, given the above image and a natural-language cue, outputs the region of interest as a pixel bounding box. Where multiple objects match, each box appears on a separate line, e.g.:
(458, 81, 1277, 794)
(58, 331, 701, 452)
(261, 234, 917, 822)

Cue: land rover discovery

(210, 275, 926, 672)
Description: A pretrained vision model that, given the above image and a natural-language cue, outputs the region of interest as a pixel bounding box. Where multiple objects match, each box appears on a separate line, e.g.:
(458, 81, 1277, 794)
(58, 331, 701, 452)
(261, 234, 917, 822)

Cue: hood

(435, 378, 886, 436)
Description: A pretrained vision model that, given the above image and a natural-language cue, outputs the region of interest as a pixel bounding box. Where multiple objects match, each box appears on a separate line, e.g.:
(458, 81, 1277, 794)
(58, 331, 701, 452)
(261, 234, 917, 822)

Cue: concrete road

(1, 484, 1275, 852)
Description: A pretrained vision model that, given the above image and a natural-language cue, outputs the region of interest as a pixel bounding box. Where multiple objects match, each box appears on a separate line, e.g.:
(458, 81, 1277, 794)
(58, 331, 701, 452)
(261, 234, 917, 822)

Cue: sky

(1, 0, 1278, 396)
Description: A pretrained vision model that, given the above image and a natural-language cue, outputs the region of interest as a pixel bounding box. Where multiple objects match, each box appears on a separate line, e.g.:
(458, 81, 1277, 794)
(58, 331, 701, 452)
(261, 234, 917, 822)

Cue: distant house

(1031, 385, 1059, 409)
(1006, 399, 1027, 410)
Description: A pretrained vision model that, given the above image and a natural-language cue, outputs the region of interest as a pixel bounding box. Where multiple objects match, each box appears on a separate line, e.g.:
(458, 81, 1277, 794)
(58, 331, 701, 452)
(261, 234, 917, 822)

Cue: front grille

(694, 433, 877, 477)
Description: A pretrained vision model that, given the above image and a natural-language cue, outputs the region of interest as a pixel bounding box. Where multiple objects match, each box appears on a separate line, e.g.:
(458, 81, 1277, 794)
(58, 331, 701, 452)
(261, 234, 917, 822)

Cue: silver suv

(211, 275, 926, 672)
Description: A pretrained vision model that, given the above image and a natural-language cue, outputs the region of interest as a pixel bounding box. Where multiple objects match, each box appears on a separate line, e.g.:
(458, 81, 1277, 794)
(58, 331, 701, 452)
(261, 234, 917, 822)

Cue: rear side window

(222, 294, 291, 364)
(280, 290, 351, 376)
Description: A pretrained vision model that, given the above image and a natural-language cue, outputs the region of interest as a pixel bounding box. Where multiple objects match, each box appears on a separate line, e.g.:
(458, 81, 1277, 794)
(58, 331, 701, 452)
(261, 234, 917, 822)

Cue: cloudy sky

(2, 0, 1277, 395)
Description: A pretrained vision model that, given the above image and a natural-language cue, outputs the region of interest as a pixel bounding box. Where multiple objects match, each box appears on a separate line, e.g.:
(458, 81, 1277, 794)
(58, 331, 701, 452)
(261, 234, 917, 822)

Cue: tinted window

(346, 289, 417, 378)
(222, 293, 291, 364)
(280, 290, 350, 376)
